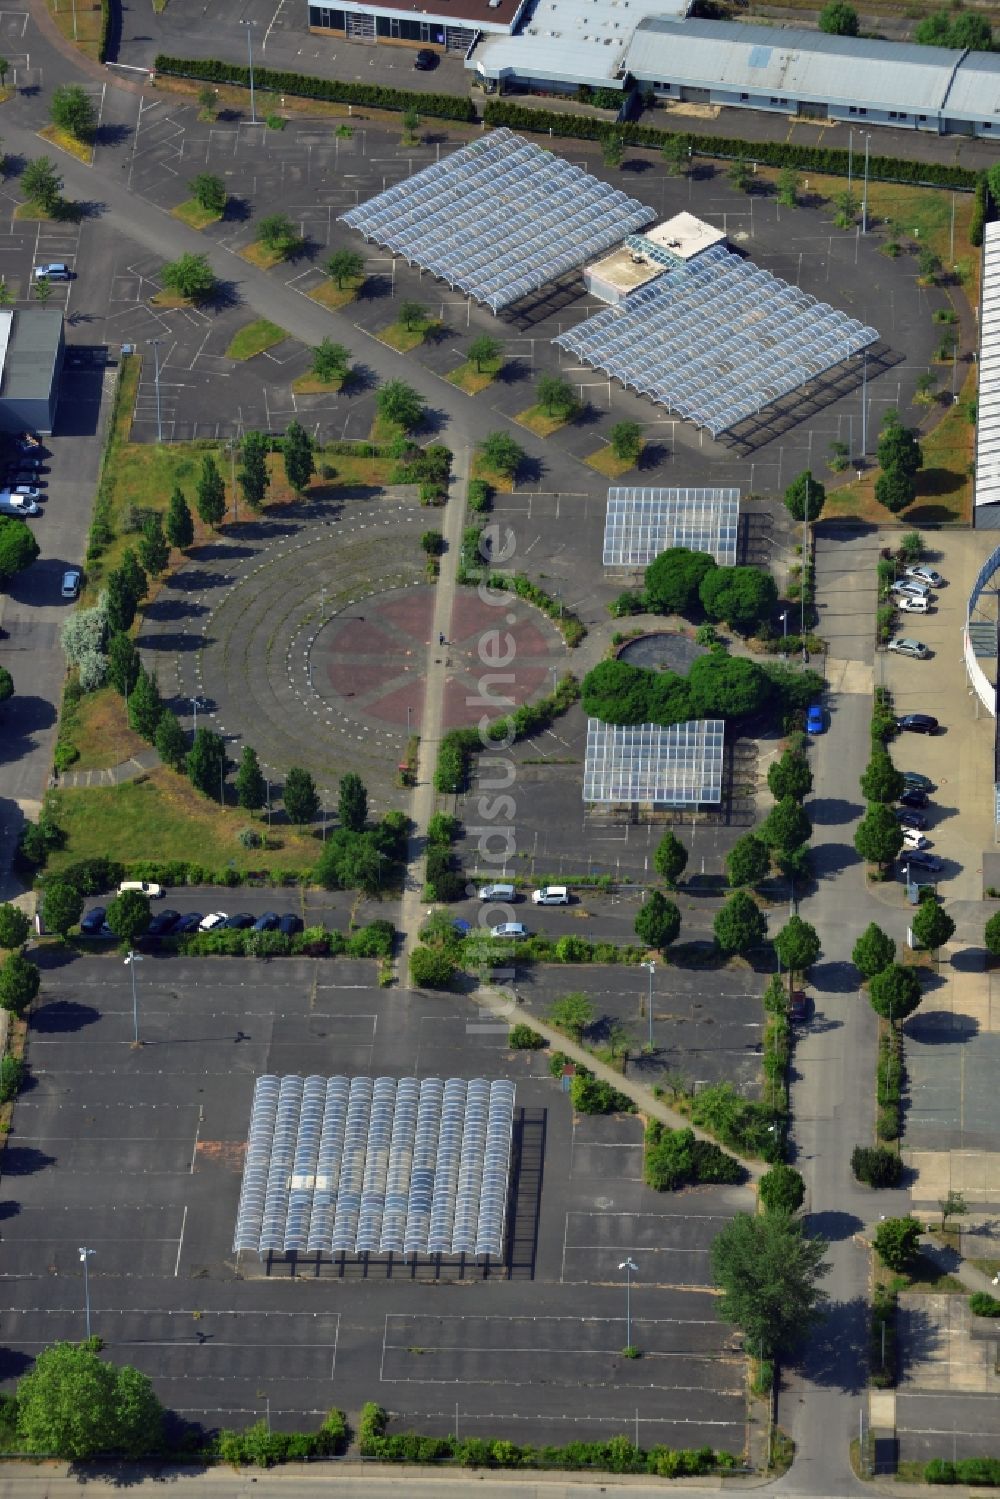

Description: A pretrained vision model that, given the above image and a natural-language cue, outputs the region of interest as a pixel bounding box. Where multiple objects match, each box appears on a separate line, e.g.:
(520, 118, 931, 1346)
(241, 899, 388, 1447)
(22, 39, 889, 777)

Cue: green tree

(0, 57, 9, 87)
(186, 728, 226, 801)
(776, 166, 800, 207)
(398, 299, 426, 332)
(197, 84, 217, 115)
(118, 549, 147, 607)
(283, 420, 314, 495)
(238, 431, 270, 512)
(986, 910, 1000, 957)
(714, 890, 767, 956)
(652, 830, 688, 887)
(634, 890, 681, 951)
(911, 898, 956, 956)
(190, 172, 226, 215)
(21, 157, 63, 212)
(34, 277, 51, 306)
(877, 413, 923, 477)
(760, 795, 811, 854)
(16, 1341, 163, 1459)
(479, 431, 524, 478)
(660, 133, 689, 176)
(311, 338, 349, 384)
(728, 158, 751, 193)
(127, 668, 162, 741)
(325, 248, 364, 288)
(154, 710, 187, 772)
(852, 922, 896, 979)
(644, 547, 716, 615)
(165, 486, 194, 550)
(758, 1164, 805, 1215)
(601, 133, 623, 169)
(0, 903, 28, 948)
(104, 568, 137, 635)
(284, 766, 319, 825)
(854, 801, 904, 871)
(316, 828, 384, 894)
(256, 212, 298, 256)
(409, 945, 455, 989)
(235, 744, 266, 813)
(726, 833, 771, 889)
(875, 467, 916, 515)
(773, 914, 821, 983)
(699, 565, 777, 632)
(0, 949, 39, 1014)
(51, 83, 95, 140)
(376, 380, 425, 433)
(861, 748, 904, 804)
(0, 665, 12, 703)
(710, 1211, 830, 1360)
(784, 470, 826, 524)
(0, 516, 39, 580)
(338, 772, 368, 833)
(819, 0, 859, 32)
(610, 421, 643, 464)
(869, 963, 922, 1023)
(939, 1191, 967, 1234)
(401, 107, 421, 140)
(536, 373, 577, 420)
(768, 750, 812, 803)
(873, 1216, 923, 1272)
(948, 11, 992, 49)
(137, 512, 169, 577)
(547, 991, 594, 1041)
(468, 334, 501, 373)
(160, 252, 217, 302)
(105, 890, 150, 943)
(196, 454, 227, 527)
(42, 880, 83, 937)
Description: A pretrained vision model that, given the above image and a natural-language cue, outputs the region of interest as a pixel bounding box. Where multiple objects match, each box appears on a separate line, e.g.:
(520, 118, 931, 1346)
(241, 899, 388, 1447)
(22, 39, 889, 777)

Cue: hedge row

(356, 1404, 736, 1475)
(98, 0, 110, 63)
(482, 101, 978, 191)
(927, 1456, 1000, 1484)
(154, 55, 476, 121)
(217, 1410, 347, 1468)
(170, 920, 395, 960)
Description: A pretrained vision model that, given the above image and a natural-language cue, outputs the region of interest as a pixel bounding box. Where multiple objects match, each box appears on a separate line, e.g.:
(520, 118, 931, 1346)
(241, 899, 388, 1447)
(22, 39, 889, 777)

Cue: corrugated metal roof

(2, 309, 61, 402)
(471, 31, 625, 83)
(976, 221, 1000, 510)
(942, 49, 1000, 119)
(625, 18, 963, 113)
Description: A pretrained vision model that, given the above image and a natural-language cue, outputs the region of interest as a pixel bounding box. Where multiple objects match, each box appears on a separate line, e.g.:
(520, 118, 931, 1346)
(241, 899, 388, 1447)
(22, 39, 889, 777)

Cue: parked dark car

(80, 906, 106, 936)
(895, 714, 939, 734)
(253, 912, 281, 932)
(413, 47, 438, 69)
(895, 809, 926, 830)
(899, 788, 929, 809)
(789, 990, 809, 1023)
(223, 913, 255, 929)
(903, 771, 935, 791)
(147, 909, 180, 937)
(902, 851, 943, 873)
(172, 912, 203, 933)
(278, 913, 303, 936)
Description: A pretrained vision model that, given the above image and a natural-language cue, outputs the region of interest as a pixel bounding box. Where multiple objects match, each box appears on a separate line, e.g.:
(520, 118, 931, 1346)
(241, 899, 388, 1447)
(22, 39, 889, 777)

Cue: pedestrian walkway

(55, 746, 160, 790)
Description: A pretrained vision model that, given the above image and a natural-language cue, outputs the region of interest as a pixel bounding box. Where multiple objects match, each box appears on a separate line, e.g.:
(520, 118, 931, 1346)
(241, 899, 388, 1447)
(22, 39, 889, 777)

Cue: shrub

(57, 857, 124, 895)
(358, 1402, 388, 1455)
(409, 945, 456, 989)
(509, 1023, 545, 1049)
(571, 1071, 635, 1115)
(851, 1144, 902, 1187)
(0, 1053, 25, 1103)
(969, 1292, 1000, 1318)
(759, 1163, 805, 1214)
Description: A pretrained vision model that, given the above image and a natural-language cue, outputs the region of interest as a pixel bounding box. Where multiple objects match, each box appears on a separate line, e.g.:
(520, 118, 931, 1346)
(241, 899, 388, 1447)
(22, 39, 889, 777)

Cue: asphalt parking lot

(897, 1390, 1000, 1465)
(76, 884, 393, 936)
(0, 953, 751, 1449)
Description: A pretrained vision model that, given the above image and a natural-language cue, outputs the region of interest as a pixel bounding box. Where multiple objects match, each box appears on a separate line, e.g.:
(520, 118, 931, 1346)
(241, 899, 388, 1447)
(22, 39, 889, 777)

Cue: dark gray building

(0, 309, 64, 436)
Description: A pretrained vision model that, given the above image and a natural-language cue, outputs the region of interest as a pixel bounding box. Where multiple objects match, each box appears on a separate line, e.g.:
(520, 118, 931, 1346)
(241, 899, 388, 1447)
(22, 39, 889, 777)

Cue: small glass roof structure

(339, 127, 656, 314)
(234, 1075, 515, 1260)
(604, 487, 740, 568)
(555, 244, 878, 437)
(584, 718, 724, 805)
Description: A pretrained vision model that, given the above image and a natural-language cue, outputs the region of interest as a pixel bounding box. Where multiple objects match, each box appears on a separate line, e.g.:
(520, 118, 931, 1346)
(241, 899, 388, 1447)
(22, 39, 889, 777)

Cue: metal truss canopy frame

(339, 127, 656, 314)
(234, 1074, 516, 1260)
(604, 487, 740, 569)
(583, 717, 725, 805)
(555, 244, 878, 438)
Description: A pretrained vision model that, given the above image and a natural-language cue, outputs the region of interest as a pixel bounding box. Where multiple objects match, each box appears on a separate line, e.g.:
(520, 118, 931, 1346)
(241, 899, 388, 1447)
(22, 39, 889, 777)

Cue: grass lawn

(586, 443, 643, 478)
(309, 277, 364, 311)
(515, 403, 574, 438)
(239, 241, 290, 271)
(891, 1252, 966, 1294)
(225, 319, 288, 361)
(67, 687, 148, 772)
(46, 769, 320, 878)
(471, 455, 515, 493)
(378, 318, 440, 354)
(172, 199, 223, 231)
(292, 373, 345, 395)
(45, 0, 103, 59)
(150, 290, 196, 309)
(446, 358, 502, 395)
(14, 201, 62, 221)
(38, 123, 92, 164)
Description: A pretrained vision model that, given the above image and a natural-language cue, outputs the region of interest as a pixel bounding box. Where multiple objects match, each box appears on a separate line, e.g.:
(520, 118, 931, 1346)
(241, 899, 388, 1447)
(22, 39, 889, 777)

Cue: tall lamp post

(779, 609, 788, 657)
(243, 20, 257, 125)
(861, 132, 872, 234)
(147, 339, 162, 444)
(79, 1246, 95, 1339)
(619, 1257, 638, 1351)
(124, 950, 144, 1046)
(642, 961, 655, 1052)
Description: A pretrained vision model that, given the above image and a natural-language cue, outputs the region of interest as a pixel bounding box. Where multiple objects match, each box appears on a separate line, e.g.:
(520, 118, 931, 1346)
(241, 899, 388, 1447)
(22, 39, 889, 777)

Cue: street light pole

(780, 610, 788, 657)
(79, 1246, 95, 1339)
(124, 950, 143, 1046)
(619, 1257, 638, 1350)
(147, 339, 162, 444)
(243, 21, 257, 125)
(861, 133, 871, 234)
(848, 127, 853, 192)
(643, 961, 655, 1051)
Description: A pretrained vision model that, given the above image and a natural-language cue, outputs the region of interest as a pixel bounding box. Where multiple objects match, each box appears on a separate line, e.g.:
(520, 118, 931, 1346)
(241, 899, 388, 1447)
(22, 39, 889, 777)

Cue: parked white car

(897, 596, 929, 614)
(198, 912, 228, 932)
(532, 885, 570, 905)
(891, 579, 931, 600)
(117, 881, 164, 899)
(902, 828, 930, 851)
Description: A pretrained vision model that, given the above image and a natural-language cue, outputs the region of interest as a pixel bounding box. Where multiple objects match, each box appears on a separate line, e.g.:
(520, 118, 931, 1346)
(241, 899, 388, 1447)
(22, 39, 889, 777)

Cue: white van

(0, 493, 39, 515)
(117, 881, 165, 899)
(478, 883, 515, 903)
(532, 885, 569, 905)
